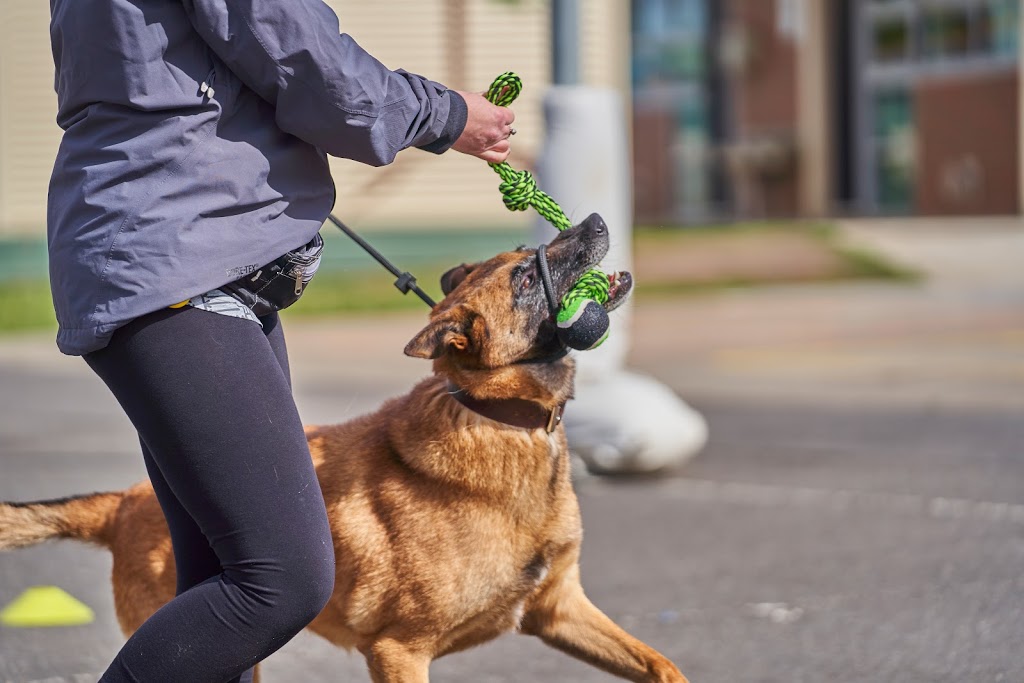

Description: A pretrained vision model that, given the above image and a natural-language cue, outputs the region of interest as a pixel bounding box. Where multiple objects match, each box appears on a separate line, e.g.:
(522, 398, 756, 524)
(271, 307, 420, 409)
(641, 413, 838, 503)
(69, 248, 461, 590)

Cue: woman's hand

(451, 91, 515, 164)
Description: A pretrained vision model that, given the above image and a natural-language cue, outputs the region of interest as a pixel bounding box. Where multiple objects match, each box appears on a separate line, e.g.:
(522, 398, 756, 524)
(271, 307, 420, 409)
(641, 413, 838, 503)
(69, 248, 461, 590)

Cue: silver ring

(508, 127, 517, 136)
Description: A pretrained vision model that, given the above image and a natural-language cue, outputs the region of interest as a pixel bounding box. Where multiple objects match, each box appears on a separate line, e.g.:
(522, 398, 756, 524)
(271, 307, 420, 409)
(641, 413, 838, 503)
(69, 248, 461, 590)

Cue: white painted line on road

(590, 478, 1024, 525)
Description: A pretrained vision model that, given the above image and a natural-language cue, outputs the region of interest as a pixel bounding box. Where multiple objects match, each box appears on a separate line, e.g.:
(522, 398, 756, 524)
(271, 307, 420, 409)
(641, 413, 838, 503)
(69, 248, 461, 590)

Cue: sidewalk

(838, 216, 1024, 287)
(628, 216, 1024, 411)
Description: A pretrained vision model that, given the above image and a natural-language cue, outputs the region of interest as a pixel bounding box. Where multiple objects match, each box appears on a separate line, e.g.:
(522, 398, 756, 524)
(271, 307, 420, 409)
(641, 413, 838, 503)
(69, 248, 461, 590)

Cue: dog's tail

(0, 492, 123, 550)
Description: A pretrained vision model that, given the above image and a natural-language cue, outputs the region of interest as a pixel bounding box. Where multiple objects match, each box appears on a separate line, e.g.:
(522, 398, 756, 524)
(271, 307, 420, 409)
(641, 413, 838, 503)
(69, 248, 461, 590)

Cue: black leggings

(84, 306, 335, 683)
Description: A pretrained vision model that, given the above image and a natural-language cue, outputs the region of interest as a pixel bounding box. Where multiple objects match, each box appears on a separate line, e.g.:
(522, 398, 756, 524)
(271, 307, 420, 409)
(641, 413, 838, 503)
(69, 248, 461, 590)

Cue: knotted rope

(484, 73, 611, 349)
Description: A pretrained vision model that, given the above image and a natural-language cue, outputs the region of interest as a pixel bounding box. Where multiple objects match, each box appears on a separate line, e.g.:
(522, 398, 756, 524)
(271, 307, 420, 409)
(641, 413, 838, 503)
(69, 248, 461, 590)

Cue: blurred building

(634, 0, 1023, 223)
(1, 0, 1022, 237)
(0, 0, 628, 237)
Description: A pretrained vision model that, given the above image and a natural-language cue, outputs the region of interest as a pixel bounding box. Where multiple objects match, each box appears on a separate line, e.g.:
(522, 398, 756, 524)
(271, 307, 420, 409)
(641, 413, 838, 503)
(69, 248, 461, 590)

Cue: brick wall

(726, 0, 799, 217)
(632, 106, 676, 223)
(915, 70, 1020, 216)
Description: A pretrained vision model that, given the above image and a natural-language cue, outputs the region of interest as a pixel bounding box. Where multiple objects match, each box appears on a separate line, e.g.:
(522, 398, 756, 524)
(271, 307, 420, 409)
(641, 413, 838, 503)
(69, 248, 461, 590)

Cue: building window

(866, 0, 1020, 66)
(855, 0, 1018, 213)
(922, 6, 972, 58)
(873, 16, 912, 62)
(984, 0, 1021, 56)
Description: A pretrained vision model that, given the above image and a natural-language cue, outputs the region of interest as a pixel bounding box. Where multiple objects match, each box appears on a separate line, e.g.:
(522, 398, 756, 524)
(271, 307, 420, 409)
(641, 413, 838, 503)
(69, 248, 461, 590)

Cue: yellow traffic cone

(0, 585, 95, 627)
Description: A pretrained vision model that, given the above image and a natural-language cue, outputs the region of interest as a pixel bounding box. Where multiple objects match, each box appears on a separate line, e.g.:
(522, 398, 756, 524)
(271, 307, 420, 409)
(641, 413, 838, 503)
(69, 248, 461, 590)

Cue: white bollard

(536, 86, 708, 473)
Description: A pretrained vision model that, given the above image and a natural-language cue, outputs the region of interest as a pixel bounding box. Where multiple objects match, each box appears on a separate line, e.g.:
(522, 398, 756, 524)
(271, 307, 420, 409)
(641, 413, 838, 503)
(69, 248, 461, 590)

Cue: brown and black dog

(0, 214, 687, 682)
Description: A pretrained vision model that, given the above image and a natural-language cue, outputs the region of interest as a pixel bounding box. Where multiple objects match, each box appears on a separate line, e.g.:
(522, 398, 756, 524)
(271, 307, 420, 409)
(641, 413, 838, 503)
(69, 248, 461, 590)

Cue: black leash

(326, 213, 436, 308)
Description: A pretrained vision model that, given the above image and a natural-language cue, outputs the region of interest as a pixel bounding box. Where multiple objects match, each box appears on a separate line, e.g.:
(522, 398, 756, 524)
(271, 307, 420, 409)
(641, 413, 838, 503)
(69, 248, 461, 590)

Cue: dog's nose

(582, 213, 606, 235)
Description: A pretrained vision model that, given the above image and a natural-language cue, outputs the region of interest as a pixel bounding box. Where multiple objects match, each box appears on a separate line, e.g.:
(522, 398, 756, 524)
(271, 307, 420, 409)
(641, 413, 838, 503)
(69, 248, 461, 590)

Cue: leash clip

(394, 272, 418, 295)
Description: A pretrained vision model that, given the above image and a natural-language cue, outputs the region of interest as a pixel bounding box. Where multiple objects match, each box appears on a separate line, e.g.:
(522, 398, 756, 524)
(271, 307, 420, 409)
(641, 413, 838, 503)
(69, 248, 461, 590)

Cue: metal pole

(551, 0, 580, 85)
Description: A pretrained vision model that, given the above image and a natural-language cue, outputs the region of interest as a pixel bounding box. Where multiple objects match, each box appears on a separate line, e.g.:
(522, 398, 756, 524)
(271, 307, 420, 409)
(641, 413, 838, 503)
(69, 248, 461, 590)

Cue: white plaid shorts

(174, 288, 262, 327)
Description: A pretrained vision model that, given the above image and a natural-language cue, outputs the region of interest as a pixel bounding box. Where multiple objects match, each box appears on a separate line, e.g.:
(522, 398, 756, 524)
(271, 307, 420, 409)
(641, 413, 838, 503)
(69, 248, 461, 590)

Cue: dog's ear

(440, 263, 477, 296)
(404, 307, 472, 359)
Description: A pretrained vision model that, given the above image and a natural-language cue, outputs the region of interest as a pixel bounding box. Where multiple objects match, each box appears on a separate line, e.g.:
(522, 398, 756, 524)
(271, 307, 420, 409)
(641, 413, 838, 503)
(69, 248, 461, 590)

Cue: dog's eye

(522, 274, 535, 290)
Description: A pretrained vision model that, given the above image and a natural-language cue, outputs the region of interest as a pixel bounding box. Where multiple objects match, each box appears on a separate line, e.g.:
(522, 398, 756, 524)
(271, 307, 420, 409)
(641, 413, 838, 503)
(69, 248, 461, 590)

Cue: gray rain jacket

(47, 0, 467, 355)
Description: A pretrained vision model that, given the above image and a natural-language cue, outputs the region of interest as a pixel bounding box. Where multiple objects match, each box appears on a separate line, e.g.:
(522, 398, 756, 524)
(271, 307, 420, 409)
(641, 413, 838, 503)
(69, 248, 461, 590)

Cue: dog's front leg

(520, 565, 688, 683)
(362, 638, 431, 683)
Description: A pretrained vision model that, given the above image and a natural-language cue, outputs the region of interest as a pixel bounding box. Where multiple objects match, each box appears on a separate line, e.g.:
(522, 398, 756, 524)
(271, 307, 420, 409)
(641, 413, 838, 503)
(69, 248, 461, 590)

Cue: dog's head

(404, 214, 632, 402)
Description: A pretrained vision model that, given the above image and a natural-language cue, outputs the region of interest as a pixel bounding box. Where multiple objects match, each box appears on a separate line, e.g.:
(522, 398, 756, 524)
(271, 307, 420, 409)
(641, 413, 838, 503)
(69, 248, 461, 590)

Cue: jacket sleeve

(180, 0, 466, 165)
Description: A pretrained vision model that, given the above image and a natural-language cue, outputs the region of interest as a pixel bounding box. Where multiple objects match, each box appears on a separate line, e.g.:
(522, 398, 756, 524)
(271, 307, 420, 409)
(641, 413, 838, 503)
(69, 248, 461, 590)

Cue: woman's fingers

(452, 90, 516, 162)
(478, 139, 511, 164)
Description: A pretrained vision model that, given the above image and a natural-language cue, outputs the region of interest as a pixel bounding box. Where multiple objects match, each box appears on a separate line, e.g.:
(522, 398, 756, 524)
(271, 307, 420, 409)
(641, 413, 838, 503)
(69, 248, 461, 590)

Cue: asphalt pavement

(1, 219, 1022, 682)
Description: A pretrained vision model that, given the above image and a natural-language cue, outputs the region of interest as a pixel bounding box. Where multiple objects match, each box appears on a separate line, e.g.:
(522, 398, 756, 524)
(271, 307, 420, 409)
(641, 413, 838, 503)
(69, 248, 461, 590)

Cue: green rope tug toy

(485, 72, 612, 351)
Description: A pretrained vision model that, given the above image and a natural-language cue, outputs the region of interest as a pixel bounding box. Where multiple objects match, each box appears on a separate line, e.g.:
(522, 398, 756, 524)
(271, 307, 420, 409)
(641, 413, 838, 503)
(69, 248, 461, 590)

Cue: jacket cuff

(418, 90, 468, 155)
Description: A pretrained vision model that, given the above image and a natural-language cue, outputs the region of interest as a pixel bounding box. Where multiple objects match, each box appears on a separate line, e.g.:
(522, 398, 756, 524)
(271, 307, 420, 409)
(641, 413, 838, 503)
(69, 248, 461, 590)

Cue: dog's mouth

(545, 258, 633, 315)
(604, 270, 633, 312)
(528, 265, 632, 361)
(544, 213, 634, 314)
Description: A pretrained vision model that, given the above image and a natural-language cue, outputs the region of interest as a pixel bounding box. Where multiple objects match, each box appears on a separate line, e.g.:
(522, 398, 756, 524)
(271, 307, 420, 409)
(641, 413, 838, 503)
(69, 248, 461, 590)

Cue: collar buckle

(546, 404, 564, 433)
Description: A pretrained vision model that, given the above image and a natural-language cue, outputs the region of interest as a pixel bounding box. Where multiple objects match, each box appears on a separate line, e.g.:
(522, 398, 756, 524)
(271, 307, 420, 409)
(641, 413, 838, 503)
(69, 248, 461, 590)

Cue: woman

(46, 0, 515, 680)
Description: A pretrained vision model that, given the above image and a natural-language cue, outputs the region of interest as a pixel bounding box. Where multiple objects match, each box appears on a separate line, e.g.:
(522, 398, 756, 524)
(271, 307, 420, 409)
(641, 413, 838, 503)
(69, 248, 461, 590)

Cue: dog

(0, 213, 688, 682)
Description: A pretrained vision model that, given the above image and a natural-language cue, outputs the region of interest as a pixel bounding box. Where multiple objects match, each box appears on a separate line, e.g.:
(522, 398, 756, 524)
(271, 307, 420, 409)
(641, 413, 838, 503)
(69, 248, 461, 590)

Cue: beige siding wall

(0, 0, 629, 236)
(323, 0, 550, 229)
(0, 0, 63, 236)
